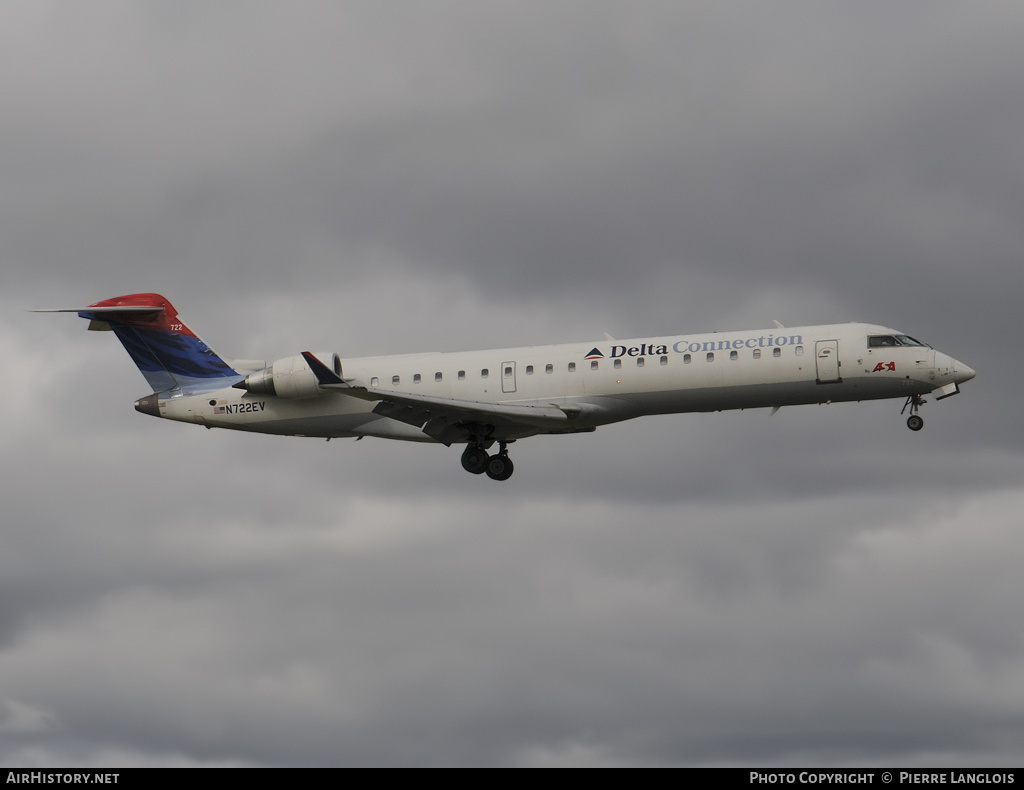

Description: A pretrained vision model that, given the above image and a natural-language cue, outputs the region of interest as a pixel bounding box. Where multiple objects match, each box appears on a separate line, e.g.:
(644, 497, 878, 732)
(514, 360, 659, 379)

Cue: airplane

(36, 292, 975, 481)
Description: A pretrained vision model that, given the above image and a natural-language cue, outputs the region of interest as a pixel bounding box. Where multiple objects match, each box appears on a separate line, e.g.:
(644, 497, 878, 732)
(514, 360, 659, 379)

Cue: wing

(302, 352, 589, 444)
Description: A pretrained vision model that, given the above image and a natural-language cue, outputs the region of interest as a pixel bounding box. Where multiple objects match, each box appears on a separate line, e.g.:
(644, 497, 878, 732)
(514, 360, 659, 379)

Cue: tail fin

(37, 293, 240, 394)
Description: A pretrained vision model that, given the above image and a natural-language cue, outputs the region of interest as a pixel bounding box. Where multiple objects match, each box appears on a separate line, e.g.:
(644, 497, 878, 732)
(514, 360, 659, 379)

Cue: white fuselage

(151, 322, 973, 444)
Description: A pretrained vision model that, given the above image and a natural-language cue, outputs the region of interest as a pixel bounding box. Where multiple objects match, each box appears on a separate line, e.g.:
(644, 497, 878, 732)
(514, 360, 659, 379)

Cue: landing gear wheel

(461, 445, 489, 475)
(901, 394, 926, 431)
(485, 453, 514, 481)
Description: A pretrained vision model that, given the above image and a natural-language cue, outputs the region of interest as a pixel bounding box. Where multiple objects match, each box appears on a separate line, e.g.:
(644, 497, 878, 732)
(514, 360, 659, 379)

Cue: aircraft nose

(955, 360, 976, 384)
(934, 352, 975, 387)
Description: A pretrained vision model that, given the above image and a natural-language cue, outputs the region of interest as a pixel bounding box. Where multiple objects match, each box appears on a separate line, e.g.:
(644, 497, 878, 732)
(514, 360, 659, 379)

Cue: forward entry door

(815, 340, 841, 383)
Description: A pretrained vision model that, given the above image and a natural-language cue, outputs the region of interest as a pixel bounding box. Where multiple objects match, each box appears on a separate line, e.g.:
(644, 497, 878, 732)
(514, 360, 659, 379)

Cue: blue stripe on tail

(105, 324, 240, 393)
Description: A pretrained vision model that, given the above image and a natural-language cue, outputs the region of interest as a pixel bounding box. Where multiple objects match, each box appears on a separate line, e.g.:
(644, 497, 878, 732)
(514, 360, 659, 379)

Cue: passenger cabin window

(392, 375, 400, 385)
(637, 358, 645, 368)
(568, 362, 576, 373)
(660, 355, 668, 365)
(707, 352, 714, 362)
(613, 359, 621, 369)
(773, 348, 781, 357)
(526, 365, 534, 375)
(684, 354, 692, 364)
(481, 369, 489, 378)
(414, 373, 422, 383)
(458, 370, 465, 380)
(729, 351, 738, 361)
(795, 346, 804, 356)
(545, 364, 553, 374)
(371, 376, 379, 386)
(591, 360, 599, 371)
(753, 349, 761, 359)
(435, 372, 442, 382)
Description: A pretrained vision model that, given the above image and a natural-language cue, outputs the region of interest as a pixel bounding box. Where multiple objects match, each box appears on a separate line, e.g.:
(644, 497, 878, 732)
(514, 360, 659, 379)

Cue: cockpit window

(868, 334, 930, 348)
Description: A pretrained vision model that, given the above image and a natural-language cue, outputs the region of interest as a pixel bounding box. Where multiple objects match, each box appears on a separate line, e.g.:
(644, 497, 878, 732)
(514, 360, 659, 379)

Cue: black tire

(907, 415, 924, 432)
(485, 454, 514, 481)
(461, 446, 489, 474)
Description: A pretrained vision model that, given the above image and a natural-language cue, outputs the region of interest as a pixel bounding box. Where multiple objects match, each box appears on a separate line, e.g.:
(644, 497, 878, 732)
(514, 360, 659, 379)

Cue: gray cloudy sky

(3, 0, 1023, 767)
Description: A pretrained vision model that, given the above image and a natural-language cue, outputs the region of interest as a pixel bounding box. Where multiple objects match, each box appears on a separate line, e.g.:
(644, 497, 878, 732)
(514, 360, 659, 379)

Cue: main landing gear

(901, 394, 926, 431)
(461, 441, 514, 481)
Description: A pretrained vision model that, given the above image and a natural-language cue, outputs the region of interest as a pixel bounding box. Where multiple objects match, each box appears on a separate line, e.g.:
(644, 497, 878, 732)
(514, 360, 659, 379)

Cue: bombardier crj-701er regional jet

(38, 293, 975, 481)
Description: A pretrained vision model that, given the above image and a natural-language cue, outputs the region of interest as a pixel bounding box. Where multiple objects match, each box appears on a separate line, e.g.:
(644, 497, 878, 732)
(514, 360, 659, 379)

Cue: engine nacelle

(234, 352, 341, 399)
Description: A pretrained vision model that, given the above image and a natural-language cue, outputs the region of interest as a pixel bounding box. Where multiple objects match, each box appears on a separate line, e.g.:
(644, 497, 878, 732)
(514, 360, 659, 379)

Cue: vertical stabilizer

(51, 293, 240, 394)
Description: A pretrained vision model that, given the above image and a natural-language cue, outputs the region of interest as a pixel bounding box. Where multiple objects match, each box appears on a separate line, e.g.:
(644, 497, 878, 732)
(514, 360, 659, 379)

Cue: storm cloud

(3, 0, 1022, 766)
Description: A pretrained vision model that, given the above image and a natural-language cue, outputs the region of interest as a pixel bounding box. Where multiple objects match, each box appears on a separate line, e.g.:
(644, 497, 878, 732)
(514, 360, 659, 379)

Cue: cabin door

(501, 361, 517, 393)
(815, 340, 841, 383)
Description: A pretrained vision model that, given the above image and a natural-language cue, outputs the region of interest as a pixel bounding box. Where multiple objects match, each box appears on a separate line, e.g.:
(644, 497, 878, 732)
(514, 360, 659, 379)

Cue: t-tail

(35, 293, 241, 394)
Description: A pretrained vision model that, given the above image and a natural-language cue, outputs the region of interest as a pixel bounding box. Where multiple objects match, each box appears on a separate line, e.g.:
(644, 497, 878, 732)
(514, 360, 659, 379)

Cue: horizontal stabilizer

(34, 305, 164, 332)
(34, 306, 164, 314)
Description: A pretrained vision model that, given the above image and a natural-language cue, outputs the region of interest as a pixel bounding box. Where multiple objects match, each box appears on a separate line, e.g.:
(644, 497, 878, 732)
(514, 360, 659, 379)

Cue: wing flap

(372, 401, 435, 427)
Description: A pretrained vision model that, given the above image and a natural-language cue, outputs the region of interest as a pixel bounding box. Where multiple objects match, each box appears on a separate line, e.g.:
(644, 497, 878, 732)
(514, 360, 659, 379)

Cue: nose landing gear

(901, 394, 926, 431)
(461, 440, 515, 480)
